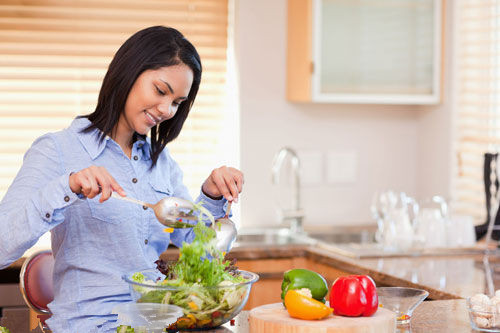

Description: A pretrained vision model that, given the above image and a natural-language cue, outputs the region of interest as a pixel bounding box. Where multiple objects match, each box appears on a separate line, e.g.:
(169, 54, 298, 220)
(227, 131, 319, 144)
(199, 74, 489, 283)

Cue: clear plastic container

(112, 302, 183, 333)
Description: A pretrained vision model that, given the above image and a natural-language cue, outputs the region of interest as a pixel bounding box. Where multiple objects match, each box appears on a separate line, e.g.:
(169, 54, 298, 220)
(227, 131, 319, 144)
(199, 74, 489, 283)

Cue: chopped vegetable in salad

(121, 200, 248, 331)
(0, 327, 10, 333)
(116, 326, 138, 333)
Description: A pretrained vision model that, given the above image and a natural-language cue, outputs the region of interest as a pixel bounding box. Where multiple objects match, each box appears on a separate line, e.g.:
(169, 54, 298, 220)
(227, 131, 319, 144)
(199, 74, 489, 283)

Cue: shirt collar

(70, 117, 152, 160)
(135, 137, 152, 160)
(70, 117, 108, 160)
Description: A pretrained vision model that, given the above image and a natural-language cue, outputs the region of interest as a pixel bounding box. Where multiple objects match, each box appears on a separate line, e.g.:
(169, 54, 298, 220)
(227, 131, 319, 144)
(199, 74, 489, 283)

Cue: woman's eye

(155, 86, 165, 96)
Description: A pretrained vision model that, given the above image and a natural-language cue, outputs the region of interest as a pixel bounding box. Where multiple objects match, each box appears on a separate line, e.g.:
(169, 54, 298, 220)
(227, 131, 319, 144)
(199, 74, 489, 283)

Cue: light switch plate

(326, 150, 357, 184)
(297, 150, 323, 185)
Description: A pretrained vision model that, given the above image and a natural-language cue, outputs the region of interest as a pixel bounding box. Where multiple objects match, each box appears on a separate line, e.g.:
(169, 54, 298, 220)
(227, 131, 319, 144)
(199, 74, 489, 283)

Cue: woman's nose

(157, 103, 173, 118)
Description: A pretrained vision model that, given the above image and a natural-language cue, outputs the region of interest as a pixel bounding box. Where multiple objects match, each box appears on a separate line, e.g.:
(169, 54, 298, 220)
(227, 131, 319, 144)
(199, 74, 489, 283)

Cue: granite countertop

(303, 247, 490, 300)
(160, 243, 494, 300)
(199, 299, 472, 333)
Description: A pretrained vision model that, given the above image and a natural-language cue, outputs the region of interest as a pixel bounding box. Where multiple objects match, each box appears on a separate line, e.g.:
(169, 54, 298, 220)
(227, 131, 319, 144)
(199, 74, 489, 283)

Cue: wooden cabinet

(237, 258, 292, 309)
(287, 0, 444, 104)
(238, 257, 353, 309)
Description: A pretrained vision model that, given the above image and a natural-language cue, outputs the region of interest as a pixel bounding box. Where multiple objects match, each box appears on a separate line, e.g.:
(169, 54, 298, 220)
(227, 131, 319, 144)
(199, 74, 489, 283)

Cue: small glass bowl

(123, 269, 259, 331)
(467, 298, 500, 332)
(377, 287, 429, 325)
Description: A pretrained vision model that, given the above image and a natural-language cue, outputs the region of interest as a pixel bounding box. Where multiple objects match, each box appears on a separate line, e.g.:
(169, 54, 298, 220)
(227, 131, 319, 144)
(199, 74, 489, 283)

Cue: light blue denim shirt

(0, 117, 228, 332)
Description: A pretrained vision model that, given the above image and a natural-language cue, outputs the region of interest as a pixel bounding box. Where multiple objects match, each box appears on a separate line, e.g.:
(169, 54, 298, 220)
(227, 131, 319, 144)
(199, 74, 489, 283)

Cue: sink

(307, 230, 376, 244)
(234, 228, 309, 246)
(235, 233, 294, 245)
(234, 228, 375, 247)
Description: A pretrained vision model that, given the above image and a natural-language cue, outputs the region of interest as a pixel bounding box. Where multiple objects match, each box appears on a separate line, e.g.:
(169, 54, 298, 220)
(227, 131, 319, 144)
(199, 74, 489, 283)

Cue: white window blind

(0, 0, 230, 199)
(455, 0, 500, 223)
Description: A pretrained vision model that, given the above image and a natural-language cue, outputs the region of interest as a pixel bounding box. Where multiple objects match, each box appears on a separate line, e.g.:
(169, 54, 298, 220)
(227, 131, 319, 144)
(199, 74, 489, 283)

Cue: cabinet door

(311, 0, 442, 104)
(237, 258, 294, 309)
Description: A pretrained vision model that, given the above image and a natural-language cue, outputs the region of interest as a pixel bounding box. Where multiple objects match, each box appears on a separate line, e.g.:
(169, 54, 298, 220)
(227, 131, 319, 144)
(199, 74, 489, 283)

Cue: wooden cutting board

(249, 303, 396, 333)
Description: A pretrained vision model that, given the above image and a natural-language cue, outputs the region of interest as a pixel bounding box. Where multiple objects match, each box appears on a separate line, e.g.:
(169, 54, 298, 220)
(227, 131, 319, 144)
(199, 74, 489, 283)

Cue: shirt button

(45, 213, 50, 219)
(144, 239, 148, 245)
(138, 143, 143, 148)
(64, 196, 70, 202)
(132, 178, 138, 183)
(133, 156, 138, 161)
(143, 205, 148, 210)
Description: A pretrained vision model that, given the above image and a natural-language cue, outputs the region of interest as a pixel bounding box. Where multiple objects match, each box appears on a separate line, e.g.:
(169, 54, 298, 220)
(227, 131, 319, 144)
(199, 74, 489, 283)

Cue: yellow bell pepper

(196, 318, 212, 328)
(284, 289, 333, 320)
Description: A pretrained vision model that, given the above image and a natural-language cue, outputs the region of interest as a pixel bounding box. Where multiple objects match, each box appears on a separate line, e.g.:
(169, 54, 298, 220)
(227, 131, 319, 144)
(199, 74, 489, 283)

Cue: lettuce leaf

(171, 200, 236, 286)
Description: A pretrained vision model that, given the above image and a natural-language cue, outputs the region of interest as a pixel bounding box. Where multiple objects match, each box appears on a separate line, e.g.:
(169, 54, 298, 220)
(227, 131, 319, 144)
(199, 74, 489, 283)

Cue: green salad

(0, 327, 11, 333)
(120, 201, 248, 331)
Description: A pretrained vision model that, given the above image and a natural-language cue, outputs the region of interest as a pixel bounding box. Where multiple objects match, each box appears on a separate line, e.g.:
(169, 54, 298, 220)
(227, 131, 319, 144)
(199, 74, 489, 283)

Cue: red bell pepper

(329, 275, 378, 317)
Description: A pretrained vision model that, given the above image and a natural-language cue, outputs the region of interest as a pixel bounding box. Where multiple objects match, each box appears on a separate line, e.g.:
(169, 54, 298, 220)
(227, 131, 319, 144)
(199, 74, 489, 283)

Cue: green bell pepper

(281, 268, 328, 304)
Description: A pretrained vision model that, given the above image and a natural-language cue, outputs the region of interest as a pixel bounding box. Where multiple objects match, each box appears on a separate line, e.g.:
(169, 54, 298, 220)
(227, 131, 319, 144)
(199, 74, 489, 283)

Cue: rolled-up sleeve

(0, 134, 78, 269)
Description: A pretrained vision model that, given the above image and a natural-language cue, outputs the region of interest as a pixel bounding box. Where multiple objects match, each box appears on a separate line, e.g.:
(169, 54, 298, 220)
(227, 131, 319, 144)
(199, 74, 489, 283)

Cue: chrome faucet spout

(271, 147, 304, 234)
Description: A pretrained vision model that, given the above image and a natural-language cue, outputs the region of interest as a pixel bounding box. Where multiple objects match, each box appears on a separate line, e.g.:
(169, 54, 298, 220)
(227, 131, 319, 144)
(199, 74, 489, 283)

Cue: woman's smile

(144, 109, 161, 127)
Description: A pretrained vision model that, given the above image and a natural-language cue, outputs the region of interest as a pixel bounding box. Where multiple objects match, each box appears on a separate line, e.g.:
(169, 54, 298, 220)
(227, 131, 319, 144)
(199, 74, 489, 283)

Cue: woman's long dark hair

(83, 26, 202, 167)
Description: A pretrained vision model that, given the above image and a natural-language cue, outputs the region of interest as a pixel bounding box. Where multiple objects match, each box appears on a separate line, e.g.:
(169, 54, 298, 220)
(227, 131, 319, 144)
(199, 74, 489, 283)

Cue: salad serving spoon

(213, 202, 237, 253)
(111, 192, 197, 228)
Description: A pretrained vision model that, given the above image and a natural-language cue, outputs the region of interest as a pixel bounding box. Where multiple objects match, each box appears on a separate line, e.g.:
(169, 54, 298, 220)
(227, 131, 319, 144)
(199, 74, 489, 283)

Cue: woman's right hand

(69, 166, 126, 202)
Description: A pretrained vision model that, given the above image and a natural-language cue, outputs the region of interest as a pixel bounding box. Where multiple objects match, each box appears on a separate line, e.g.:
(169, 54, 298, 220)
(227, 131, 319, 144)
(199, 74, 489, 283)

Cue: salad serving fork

(111, 192, 196, 228)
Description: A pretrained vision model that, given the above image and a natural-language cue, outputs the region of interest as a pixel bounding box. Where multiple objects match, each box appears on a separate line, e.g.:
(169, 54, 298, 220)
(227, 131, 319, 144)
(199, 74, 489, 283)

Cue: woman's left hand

(202, 166, 244, 203)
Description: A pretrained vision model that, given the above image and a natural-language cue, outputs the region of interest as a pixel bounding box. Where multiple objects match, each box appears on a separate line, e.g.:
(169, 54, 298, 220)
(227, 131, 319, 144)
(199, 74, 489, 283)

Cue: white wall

(234, 0, 453, 228)
(415, 0, 454, 204)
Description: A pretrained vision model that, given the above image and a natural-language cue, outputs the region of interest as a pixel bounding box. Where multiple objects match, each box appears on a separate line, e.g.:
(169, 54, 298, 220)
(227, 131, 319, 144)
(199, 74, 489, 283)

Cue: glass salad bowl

(123, 268, 259, 331)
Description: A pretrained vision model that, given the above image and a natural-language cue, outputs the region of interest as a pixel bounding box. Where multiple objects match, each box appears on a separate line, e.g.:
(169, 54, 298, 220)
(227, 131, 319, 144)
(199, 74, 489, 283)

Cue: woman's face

(119, 64, 194, 138)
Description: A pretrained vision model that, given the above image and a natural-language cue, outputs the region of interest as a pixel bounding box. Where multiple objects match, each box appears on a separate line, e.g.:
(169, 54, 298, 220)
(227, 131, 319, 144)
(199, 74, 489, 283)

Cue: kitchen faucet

(271, 147, 305, 234)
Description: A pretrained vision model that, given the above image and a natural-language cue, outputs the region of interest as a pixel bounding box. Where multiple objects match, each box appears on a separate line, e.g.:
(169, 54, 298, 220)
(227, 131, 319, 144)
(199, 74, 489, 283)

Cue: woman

(0, 26, 243, 332)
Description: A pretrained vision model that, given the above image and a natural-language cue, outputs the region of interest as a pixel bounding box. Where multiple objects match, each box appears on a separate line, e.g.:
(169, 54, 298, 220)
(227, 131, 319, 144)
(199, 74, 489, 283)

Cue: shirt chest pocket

(88, 196, 135, 225)
(149, 178, 172, 201)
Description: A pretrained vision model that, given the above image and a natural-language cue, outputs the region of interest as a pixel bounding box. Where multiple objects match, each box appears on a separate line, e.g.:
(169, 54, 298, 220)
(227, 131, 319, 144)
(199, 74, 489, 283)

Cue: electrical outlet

(326, 150, 357, 184)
